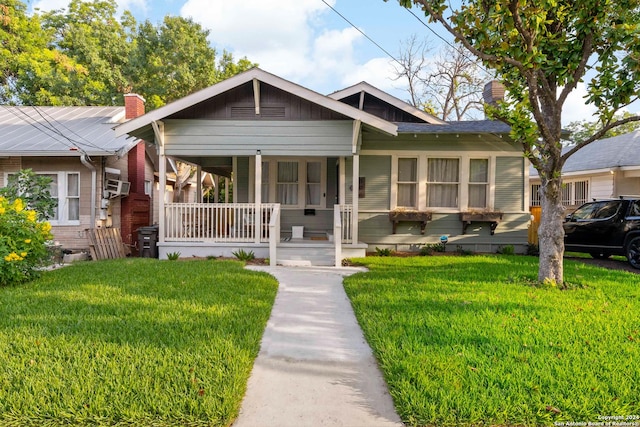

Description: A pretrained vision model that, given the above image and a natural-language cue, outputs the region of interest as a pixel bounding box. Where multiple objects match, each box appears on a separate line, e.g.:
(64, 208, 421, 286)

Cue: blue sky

(29, 0, 620, 124)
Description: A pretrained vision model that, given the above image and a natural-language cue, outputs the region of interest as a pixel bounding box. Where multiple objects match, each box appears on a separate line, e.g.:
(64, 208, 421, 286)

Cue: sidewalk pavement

(233, 266, 404, 427)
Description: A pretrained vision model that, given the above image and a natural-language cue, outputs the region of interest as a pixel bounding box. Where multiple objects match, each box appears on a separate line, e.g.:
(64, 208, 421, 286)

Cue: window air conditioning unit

(106, 179, 130, 198)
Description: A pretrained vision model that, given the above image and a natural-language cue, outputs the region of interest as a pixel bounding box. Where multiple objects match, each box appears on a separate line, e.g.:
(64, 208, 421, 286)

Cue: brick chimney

(124, 93, 146, 119)
(483, 80, 506, 106)
(120, 93, 151, 255)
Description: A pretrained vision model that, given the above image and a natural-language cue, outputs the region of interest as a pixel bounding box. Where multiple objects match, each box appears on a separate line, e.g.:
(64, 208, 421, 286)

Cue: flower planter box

(460, 212, 503, 235)
(389, 211, 432, 234)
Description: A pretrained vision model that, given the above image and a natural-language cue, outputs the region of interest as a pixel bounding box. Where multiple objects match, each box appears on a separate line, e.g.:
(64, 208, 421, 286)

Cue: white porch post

(254, 151, 262, 243)
(352, 154, 359, 246)
(196, 166, 202, 203)
(339, 157, 346, 205)
(214, 174, 219, 202)
(152, 120, 166, 244)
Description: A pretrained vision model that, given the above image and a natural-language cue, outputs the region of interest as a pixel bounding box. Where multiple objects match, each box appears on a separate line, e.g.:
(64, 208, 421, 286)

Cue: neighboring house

(530, 131, 640, 209)
(115, 68, 531, 265)
(0, 95, 156, 252)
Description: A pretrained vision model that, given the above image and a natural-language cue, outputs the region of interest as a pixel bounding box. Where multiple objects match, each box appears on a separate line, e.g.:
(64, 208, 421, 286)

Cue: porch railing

(164, 203, 277, 243)
(337, 204, 354, 244)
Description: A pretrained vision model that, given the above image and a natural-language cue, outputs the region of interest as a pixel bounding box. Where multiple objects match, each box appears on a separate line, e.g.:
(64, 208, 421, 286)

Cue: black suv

(563, 197, 640, 269)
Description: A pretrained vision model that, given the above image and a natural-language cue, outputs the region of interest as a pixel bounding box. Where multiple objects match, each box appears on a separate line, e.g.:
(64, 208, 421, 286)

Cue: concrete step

(277, 244, 335, 266)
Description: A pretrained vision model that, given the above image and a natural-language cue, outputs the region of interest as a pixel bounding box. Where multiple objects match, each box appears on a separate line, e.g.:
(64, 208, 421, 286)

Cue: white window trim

(396, 156, 419, 209)
(468, 158, 491, 209)
(389, 153, 497, 212)
(254, 157, 327, 209)
(3, 171, 81, 226)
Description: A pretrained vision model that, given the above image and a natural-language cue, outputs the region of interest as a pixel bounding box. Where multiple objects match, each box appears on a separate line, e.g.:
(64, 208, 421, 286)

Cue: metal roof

(530, 130, 640, 177)
(0, 106, 136, 157)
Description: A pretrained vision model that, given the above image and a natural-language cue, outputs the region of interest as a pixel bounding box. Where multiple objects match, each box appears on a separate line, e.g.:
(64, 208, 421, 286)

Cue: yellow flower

(20, 252, 27, 258)
(26, 210, 37, 222)
(4, 252, 24, 262)
(24, 239, 32, 244)
(0, 207, 5, 215)
(12, 199, 24, 212)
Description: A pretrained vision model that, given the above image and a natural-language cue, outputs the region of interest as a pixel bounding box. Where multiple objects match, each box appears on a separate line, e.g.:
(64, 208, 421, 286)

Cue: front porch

(158, 203, 367, 266)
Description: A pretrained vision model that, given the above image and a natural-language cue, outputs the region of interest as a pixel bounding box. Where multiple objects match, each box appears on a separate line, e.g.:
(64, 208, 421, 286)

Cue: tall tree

(42, 0, 135, 105)
(0, 0, 83, 104)
(394, 36, 487, 120)
(129, 16, 255, 110)
(391, 0, 640, 284)
(566, 112, 640, 144)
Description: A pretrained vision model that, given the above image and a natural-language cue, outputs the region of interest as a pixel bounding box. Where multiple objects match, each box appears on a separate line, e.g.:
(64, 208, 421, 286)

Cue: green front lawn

(0, 258, 278, 426)
(343, 255, 640, 426)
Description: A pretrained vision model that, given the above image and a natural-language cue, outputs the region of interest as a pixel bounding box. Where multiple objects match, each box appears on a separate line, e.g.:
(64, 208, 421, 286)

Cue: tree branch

(557, 33, 594, 108)
(411, 0, 527, 73)
(562, 115, 640, 161)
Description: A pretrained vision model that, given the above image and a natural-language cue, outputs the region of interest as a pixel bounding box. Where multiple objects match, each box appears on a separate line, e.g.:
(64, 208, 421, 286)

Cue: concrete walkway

(233, 266, 403, 427)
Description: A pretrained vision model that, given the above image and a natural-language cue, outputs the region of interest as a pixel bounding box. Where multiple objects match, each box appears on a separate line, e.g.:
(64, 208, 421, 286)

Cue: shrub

(232, 249, 255, 262)
(497, 244, 515, 255)
(166, 251, 181, 261)
(0, 197, 53, 286)
(374, 247, 394, 256)
(455, 245, 473, 256)
(527, 243, 540, 256)
(419, 243, 445, 256)
(0, 169, 57, 220)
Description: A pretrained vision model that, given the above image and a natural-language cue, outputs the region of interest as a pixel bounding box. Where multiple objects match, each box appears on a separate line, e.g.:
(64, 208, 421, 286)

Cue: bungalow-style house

(115, 68, 532, 266)
(530, 130, 640, 209)
(0, 95, 156, 252)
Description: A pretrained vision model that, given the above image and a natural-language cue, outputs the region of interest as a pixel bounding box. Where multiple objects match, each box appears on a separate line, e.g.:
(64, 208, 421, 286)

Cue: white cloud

(32, 0, 148, 17)
(32, 0, 69, 12)
(561, 82, 598, 125)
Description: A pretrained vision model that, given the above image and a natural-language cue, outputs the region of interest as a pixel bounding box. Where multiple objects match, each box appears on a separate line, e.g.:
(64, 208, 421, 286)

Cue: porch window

(277, 161, 298, 205)
(306, 161, 322, 206)
(468, 159, 489, 208)
(427, 158, 459, 208)
(397, 158, 417, 208)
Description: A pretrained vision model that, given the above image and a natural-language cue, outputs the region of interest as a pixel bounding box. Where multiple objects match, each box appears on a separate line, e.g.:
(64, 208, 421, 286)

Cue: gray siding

(280, 209, 333, 234)
(359, 155, 391, 210)
(362, 131, 521, 153)
(164, 120, 353, 157)
(495, 157, 524, 212)
(358, 212, 530, 253)
(236, 157, 249, 203)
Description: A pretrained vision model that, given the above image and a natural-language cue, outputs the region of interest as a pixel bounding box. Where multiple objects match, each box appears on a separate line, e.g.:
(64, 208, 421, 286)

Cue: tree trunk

(537, 177, 566, 283)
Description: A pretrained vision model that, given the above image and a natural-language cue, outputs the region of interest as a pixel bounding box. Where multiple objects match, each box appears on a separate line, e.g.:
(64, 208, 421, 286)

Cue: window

(277, 161, 298, 205)
(427, 158, 459, 208)
(306, 161, 322, 206)
(562, 179, 589, 206)
(469, 159, 489, 208)
(15, 172, 80, 225)
(531, 184, 541, 206)
(397, 158, 417, 208)
(144, 180, 152, 196)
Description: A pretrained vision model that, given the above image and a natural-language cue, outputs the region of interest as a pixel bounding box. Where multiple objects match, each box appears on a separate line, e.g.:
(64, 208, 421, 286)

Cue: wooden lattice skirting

(87, 228, 127, 260)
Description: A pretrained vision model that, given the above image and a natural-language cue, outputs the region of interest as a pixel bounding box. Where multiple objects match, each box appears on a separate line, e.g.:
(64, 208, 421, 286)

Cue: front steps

(276, 241, 335, 266)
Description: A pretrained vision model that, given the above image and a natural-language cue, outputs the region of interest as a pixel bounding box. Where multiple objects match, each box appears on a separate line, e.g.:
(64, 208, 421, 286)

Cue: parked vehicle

(563, 197, 640, 269)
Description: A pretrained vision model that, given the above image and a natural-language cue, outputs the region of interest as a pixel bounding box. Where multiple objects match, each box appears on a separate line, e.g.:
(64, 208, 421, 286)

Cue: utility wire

(2, 106, 81, 152)
(320, 0, 402, 65)
(33, 105, 115, 153)
(31, 106, 116, 154)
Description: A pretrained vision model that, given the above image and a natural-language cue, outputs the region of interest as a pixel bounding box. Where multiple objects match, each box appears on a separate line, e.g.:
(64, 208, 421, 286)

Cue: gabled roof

(530, 130, 640, 177)
(328, 81, 446, 125)
(0, 106, 136, 157)
(115, 68, 398, 140)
